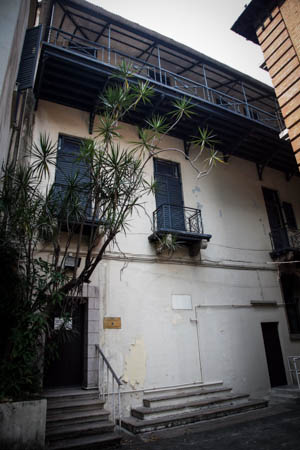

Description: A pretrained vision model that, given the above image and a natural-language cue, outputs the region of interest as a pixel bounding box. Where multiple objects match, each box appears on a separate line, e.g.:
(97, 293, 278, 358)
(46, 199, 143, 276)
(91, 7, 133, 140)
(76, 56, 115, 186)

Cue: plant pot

(0, 398, 47, 449)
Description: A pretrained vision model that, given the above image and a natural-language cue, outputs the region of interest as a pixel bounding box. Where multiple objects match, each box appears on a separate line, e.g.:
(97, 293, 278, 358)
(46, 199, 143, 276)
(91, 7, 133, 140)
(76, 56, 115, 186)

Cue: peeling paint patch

(122, 338, 146, 389)
(196, 202, 203, 210)
(192, 186, 201, 194)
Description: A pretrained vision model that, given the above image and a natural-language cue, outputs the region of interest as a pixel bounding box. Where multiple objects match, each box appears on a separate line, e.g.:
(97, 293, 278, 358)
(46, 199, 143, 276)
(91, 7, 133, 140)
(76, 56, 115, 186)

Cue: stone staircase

(271, 384, 300, 403)
(44, 388, 121, 449)
(121, 384, 268, 434)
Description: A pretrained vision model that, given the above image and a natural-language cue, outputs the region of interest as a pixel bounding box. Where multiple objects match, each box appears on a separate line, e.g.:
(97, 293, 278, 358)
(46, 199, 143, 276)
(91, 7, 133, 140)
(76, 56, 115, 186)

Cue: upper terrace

(34, 0, 298, 177)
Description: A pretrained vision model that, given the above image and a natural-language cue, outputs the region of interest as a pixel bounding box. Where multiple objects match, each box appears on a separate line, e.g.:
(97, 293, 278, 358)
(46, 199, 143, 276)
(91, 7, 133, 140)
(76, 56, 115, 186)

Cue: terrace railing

(269, 227, 300, 252)
(47, 27, 280, 131)
(153, 204, 204, 235)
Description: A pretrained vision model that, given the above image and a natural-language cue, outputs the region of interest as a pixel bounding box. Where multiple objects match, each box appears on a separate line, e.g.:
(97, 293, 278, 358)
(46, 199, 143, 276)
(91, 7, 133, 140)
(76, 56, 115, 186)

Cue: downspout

(190, 305, 204, 382)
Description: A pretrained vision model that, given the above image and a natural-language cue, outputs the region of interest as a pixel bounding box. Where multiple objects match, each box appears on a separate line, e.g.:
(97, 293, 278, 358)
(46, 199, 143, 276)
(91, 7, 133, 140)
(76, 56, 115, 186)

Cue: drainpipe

(190, 305, 204, 382)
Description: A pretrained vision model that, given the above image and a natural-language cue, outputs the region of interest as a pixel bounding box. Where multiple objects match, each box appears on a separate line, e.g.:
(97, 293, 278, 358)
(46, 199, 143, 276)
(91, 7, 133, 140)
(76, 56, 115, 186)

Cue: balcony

(46, 27, 280, 131)
(34, 0, 298, 177)
(148, 204, 211, 256)
(269, 227, 300, 260)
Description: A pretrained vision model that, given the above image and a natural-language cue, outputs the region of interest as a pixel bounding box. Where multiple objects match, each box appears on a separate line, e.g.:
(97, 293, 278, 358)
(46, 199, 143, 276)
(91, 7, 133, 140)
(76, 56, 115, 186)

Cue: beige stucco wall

(0, 0, 32, 169)
(34, 100, 300, 411)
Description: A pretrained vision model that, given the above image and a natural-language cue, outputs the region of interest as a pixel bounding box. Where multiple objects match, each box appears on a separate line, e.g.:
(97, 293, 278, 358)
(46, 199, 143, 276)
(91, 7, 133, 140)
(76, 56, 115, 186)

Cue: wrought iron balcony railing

(149, 204, 211, 256)
(285, 299, 300, 335)
(46, 27, 280, 131)
(153, 204, 204, 235)
(270, 227, 300, 253)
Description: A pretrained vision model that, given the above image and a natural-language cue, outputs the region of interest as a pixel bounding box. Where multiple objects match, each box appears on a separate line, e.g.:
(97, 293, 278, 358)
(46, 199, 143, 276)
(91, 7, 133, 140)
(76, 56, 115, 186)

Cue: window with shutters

(154, 159, 185, 231)
(54, 134, 92, 223)
(282, 202, 297, 230)
(149, 158, 212, 256)
(17, 26, 42, 91)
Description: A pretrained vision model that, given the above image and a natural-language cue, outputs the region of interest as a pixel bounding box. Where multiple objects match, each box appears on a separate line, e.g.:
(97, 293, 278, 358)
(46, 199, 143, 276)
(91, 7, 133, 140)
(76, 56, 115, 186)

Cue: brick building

(232, 0, 300, 171)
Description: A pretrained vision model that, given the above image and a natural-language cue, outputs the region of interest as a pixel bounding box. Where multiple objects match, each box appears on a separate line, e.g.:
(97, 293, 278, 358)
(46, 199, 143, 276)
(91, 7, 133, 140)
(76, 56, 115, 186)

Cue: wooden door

(44, 302, 85, 388)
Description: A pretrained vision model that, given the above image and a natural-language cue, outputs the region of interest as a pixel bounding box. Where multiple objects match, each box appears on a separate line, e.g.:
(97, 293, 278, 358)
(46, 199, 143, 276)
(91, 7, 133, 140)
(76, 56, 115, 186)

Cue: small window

(282, 202, 297, 229)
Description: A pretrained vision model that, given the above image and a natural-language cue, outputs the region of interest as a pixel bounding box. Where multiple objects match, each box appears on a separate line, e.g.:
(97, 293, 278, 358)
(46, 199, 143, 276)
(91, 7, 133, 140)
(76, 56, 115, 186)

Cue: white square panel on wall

(172, 294, 192, 310)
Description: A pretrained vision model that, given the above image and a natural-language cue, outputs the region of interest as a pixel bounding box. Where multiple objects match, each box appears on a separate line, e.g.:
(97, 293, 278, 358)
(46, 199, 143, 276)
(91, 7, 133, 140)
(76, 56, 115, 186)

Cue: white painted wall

(34, 100, 300, 412)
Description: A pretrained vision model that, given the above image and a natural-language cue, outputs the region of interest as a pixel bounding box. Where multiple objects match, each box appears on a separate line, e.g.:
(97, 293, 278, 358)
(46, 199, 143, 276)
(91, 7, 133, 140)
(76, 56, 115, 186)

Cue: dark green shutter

(154, 159, 185, 231)
(55, 135, 91, 220)
(17, 25, 42, 91)
(282, 202, 297, 229)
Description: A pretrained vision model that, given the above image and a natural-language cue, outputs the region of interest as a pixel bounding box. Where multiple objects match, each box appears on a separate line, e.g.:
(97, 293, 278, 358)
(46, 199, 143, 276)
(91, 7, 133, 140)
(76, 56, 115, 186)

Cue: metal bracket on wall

(256, 162, 265, 181)
(184, 141, 191, 160)
(89, 111, 96, 135)
(222, 152, 230, 163)
(285, 171, 294, 182)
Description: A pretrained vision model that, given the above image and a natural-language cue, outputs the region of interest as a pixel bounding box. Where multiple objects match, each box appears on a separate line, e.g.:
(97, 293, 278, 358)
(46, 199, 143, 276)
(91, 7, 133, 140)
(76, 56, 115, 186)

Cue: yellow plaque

(103, 317, 121, 329)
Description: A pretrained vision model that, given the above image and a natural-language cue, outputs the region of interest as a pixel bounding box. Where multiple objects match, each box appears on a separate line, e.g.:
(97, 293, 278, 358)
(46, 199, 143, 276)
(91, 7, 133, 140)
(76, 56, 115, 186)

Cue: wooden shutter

(154, 159, 185, 231)
(282, 202, 297, 229)
(55, 135, 91, 219)
(55, 135, 88, 185)
(17, 25, 42, 91)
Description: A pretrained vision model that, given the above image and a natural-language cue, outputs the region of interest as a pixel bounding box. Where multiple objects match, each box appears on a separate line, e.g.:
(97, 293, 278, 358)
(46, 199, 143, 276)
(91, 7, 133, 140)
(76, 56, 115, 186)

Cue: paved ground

(118, 399, 300, 450)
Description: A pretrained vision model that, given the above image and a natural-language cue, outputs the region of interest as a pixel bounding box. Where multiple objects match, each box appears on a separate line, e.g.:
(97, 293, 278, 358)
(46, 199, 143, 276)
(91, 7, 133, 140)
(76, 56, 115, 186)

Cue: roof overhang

(231, 0, 284, 44)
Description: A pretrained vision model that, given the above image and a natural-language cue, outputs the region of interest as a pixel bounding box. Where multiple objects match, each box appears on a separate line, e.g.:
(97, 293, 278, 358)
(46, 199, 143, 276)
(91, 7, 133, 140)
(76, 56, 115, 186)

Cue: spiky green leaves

(30, 133, 57, 180)
(169, 97, 195, 121)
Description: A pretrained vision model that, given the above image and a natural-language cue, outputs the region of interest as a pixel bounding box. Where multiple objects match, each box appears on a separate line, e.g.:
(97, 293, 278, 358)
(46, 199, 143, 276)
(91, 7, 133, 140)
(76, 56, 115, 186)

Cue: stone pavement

(118, 399, 300, 450)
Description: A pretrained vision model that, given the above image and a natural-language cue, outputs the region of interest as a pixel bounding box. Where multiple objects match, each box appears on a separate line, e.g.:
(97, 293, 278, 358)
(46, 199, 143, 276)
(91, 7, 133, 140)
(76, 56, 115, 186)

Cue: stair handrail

(287, 356, 300, 389)
(95, 344, 122, 428)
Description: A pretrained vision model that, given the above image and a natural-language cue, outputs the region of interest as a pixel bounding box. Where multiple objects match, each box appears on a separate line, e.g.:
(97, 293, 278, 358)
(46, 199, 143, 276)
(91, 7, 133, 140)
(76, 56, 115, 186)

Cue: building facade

(232, 0, 300, 170)
(10, 0, 300, 422)
(0, 0, 38, 169)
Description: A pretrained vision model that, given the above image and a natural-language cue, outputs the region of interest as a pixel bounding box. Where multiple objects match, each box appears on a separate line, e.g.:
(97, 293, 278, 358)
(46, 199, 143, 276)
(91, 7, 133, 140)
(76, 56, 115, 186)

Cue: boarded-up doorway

(261, 322, 287, 387)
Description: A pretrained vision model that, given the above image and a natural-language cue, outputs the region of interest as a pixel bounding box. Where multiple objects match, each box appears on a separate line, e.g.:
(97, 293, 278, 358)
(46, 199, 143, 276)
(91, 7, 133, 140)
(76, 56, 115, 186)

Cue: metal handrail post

(95, 344, 122, 428)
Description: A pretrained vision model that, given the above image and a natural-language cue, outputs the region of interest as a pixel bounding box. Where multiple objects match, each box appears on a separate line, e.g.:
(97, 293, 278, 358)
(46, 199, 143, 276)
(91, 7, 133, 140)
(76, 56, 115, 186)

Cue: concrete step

(144, 381, 223, 397)
(122, 399, 268, 434)
(44, 388, 99, 404)
(45, 387, 121, 449)
(143, 386, 232, 408)
(47, 408, 110, 427)
(133, 394, 249, 420)
(271, 385, 300, 399)
(46, 420, 115, 441)
(47, 432, 122, 450)
(47, 398, 105, 416)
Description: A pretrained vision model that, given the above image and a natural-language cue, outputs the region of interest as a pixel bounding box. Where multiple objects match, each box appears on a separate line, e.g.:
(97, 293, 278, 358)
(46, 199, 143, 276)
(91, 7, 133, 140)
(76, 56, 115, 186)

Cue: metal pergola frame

(35, 0, 298, 178)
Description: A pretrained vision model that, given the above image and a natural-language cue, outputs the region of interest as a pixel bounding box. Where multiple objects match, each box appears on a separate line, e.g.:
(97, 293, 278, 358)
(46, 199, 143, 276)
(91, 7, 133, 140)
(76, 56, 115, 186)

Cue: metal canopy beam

(57, 0, 90, 41)
(95, 23, 109, 43)
(177, 60, 201, 75)
(212, 79, 238, 90)
(137, 42, 156, 59)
